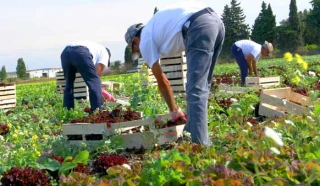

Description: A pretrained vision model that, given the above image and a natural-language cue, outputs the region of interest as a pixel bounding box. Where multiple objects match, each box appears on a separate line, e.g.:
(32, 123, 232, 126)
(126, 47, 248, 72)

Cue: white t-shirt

(235, 40, 262, 61)
(68, 40, 110, 68)
(139, 4, 203, 68)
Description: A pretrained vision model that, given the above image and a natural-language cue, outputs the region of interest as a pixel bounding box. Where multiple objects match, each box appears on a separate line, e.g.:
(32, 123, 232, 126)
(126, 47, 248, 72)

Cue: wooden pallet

(259, 87, 314, 117)
(155, 114, 185, 145)
(63, 116, 156, 149)
(0, 84, 16, 111)
(246, 76, 280, 88)
(56, 71, 89, 101)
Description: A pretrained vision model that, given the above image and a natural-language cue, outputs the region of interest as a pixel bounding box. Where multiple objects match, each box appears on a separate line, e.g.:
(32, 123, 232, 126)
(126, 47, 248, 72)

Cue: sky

(0, 0, 312, 72)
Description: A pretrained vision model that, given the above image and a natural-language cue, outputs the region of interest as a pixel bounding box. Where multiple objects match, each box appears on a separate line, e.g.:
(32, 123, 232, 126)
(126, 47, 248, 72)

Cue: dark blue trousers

(231, 44, 248, 85)
(60, 46, 102, 111)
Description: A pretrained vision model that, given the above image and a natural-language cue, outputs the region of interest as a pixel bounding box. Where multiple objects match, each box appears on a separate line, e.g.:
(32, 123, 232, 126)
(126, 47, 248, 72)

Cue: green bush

(303, 44, 319, 52)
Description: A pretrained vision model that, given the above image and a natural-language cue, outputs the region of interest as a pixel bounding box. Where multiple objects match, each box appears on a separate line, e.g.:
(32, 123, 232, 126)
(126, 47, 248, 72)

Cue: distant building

(6, 72, 17, 78)
(27, 68, 62, 78)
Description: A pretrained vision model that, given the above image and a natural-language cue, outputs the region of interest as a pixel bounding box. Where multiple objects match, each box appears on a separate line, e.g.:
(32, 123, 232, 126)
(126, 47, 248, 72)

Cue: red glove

(170, 107, 187, 122)
(101, 89, 116, 102)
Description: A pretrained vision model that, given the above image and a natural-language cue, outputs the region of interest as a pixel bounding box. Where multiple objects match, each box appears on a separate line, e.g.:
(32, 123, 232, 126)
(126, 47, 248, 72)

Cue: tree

(0, 66, 7, 80)
(275, 0, 303, 52)
(154, 7, 159, 15)
(221, 0, 250, 57)
(288, 0, 303, 49)
(306, 0, 320, 44)
(124, 46, 133, 64)
(110, 60, 122, 72)
(251, 2, 276, 44)
(16, 58, 27, 79)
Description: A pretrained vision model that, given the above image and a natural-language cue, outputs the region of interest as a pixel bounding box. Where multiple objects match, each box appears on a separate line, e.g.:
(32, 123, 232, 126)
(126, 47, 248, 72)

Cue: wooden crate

(102, 81, 123, 91)
(0, 84, 16, 111)
(259, 87, 313, 117)
(56, 71, 89, 101)
(63, 116, 156, 149)
(246, 76, 280, 88)
(159, 52, 186, 65)
(154, 114, 185, 145)
(107, 118, 156, 149)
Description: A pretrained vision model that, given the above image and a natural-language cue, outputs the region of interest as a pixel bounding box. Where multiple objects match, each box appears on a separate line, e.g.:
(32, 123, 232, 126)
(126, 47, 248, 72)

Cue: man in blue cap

(125, 4, 225, 146)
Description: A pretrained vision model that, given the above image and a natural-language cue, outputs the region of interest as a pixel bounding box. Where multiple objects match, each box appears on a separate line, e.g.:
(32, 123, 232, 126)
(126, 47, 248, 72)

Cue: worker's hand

(101, 89, 116, 102)
(170, 107, 187, 123)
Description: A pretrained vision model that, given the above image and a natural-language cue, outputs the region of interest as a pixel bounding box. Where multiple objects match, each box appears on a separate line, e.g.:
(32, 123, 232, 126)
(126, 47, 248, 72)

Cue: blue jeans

(60, 46, 102, 111)
(231, 44, 248, 85)
(183, 9, 225, 146)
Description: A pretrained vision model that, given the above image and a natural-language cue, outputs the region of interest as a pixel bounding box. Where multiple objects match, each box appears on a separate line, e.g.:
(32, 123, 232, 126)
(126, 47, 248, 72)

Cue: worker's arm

(151, 61, 178, 112)
(252, 60, 258, 76)
(246, 54, 254, 76)
(96, 63, 106, 77)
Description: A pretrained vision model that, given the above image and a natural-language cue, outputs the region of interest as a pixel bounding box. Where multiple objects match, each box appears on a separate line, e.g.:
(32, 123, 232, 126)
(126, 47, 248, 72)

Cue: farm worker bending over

(125, 3, 225, 146)
(60, 41, 116, 112)
(231, 40, 273, 85)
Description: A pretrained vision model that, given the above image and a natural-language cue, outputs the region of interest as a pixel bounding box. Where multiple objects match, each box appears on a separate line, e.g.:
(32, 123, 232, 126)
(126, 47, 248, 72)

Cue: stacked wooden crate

(246, 76, 280, 88)
(0, 84, 16, 111)
(56, 71, 89, 101)
(259, 87, 316, 118)
(160, 52, 187, 95)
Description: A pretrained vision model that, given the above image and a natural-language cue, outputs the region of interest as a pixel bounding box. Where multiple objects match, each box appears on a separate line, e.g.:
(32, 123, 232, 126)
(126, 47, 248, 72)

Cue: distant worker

(125, 4, 225, 146)
(231, 40, 273, 85)
(60, 40, 115, 112)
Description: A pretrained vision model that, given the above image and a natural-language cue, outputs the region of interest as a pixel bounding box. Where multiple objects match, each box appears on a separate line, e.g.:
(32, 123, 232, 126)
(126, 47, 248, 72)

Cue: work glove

(101, 88, 116, 102)
(170, 107, 187, 122)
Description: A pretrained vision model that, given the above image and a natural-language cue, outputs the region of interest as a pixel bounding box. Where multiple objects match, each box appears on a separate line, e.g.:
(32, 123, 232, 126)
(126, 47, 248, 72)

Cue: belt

(182, 7, 215, 39)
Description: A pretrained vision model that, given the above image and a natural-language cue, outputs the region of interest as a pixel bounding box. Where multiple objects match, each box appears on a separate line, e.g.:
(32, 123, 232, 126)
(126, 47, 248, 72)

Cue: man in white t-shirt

(125, 5, 225, 146)
(60, 41, 115, 112)
(231, 40, 273, 85)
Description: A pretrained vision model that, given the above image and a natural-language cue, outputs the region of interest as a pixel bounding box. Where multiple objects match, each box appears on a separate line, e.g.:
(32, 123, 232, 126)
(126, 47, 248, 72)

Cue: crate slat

(0, 98, 17, 104)
(259, 103, 286, 118)
(0, 95, 16, 101)
(169, 78, 187, 86)
(0, 103, 16, 110)
(162, 64, 187, 72)
(0, 85, 16, 91)
(165, 71, 187, 79)
(0, 90, 16, 96)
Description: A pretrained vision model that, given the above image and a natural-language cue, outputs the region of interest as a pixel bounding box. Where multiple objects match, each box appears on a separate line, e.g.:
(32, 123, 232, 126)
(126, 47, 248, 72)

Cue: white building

(27, 68, 62, 78)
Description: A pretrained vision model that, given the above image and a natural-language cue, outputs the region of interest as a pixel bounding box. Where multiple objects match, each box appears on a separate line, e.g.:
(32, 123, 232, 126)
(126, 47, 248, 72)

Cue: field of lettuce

(0, 54, 320, 185)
